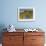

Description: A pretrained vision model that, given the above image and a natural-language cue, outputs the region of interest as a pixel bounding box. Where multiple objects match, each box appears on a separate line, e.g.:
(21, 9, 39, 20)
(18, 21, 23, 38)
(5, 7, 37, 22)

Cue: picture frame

(18, 7, 35, 21)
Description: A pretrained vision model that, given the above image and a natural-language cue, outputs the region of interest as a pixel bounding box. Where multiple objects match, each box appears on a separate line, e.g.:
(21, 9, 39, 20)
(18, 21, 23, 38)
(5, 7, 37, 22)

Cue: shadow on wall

(0, 24, 7, 43)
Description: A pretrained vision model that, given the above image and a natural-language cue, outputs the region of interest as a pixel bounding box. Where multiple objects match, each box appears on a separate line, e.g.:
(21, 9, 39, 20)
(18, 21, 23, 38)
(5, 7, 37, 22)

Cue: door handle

(32, 39, 36, 40)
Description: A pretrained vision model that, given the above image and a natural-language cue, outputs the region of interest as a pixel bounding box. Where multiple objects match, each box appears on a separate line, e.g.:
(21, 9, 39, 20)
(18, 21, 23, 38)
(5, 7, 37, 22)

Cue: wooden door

(2, 32, 24, 46)
(24, 32, 45, 46)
